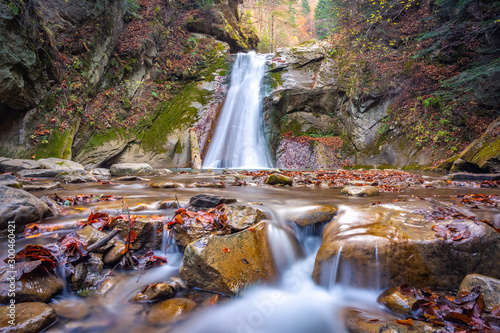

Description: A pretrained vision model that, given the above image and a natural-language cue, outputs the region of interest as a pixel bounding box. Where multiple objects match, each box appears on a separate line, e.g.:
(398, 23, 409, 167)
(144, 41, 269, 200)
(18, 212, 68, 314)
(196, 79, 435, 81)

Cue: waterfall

(203, 51, 273, 169)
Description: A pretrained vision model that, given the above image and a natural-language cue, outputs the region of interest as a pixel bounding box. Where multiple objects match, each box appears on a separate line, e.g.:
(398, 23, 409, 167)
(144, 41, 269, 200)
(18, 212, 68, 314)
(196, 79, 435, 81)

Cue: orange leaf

(127, 230, 137, 243)
(174, 214, 183, 224)
(222, 247, 230, 253)
(395, 318, 413, 326)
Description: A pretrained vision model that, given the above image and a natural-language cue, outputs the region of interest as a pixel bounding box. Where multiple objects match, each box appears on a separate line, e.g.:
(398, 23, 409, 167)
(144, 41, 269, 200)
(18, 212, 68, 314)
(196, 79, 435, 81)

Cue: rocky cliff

(0, 0, 256, 168)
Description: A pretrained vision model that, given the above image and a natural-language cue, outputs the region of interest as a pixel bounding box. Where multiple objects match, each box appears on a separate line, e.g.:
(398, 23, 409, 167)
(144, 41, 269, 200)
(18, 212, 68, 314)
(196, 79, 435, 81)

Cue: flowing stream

(5, 171, 498, 332)
(203, 52, 273, 169)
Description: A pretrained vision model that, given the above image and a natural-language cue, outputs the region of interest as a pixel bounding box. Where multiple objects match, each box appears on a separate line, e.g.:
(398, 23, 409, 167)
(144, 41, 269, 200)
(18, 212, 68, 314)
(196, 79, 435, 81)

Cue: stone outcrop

(313, 201, 500, 290)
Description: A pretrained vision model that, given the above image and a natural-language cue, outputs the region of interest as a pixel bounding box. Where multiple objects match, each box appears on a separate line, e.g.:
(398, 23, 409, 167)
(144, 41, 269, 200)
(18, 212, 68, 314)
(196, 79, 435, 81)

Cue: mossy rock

(266, 173, 293, 186)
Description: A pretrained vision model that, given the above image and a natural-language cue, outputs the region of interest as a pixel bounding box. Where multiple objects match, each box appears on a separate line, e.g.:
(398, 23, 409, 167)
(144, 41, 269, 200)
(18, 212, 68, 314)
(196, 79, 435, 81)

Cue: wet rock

(458, 274, 500, 312)
(71, 253, 104, 291)
(0, 302, 56, 333)
(344, 307, 438, 333)
(0, 174, 22, 189)
(132, 282, 176, 303)
(51, 298, 91, 320)
(55, 169, 97, 183)
(313, 203, 500, 290)
(115, 217, 162, 251)
(110, 163, 153, 176)
(448, 173, 500, 181)
(95, 276, 118, 296)
(159, 200, 179, 210)
(266, 173, 293, 186)
(226, 204, 267, 231)
(146, 298, 197, 324)
(117, 176, 145, 181)
(222, 168, 234, 174)
(76, 225, 114, 253)
(195, 182, 226, 188)
(377, 287, 417, 316)
(18, 169, 65, 178)
(180, 221, 277, 295)
(189, 194, 237, 208)
(23, 182, 63, 192)
(103, 240, 126, 265)
(340, 185, 380, 197)
(150, 181, 182, 188)
(0, 158, 83, 173)
(89, 168, 111, 177)
(0, 270, 64, 303)
(0, 185, 52, 233)
(39, 195, 61, 217)
(429, 179, 449, 187)
(285, 205, 337, 227)
(173, 222, 231, 248)
(151, 169, 173, 176)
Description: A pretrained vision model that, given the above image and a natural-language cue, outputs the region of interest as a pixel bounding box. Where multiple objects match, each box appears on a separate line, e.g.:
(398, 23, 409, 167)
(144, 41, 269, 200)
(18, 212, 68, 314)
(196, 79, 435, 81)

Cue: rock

(0, 186, 52, 233)
(51, 298, 90, 320)
(266, 173, 293, 186)
(180, 221, 277, 295)
(18, 169, 66, 178)
(55, 169, 97, 183)
(23, 182, 63, 192)
(39, 195, 61, 217)
(0, 158, 83, 173)
(340, 185, 380, 197)
(189, 194, 237, 208)
(429, 179, 449, 187)
(158, 201, 180, 210)
(343, 307, 439, 333)
(195, 182, 226, 188)
(71, 253, 104, 291)
(0, 174, 22, 189)
(226, 204, 267, 231)
(110, 163, 153, 176)
(173, 222, 231, 249)
(448, 173, 500, 181)
(222, 168, 235, 174)
(115, 217, 162, 251)
(151, 169, 173, 175)
(76, 225, 114, 253)
(450, 116, 500, 173)
(132, 282, 176, 303)
(285, 205, 337, 227)
(117, 176, 144, 181)
(458, 274, 500, 312)
(150, 181, 182, 188)
(102, 240, 126, 265)
(146, 298, 196, 324)
(377, 287, 417, 316)
(89, 168, 111, 177)
(313, 203, 500, 290)
(0, 270, 64, 303)
(0, 302, 56, 333)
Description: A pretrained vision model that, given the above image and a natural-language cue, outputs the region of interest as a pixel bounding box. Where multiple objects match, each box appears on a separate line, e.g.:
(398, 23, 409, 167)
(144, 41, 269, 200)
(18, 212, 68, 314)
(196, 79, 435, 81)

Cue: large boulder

(0, 186, 52, 233)
(0, 302, 56, 333)
(109, 163, 153, 176)
(180, 221, 277, 295)
(313, 202, 500, 290)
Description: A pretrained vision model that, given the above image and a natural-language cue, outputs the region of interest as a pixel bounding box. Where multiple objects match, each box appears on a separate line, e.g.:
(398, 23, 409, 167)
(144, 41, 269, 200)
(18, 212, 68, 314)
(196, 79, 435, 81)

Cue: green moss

(401, 164, 429, 171)
(268, 70, 283, 89)
(175, 139, 183, 154)
(435, 155, 459, 171)
(32, 121, 78, 159)
(471, 136, 500, 167)
(140, 83, 212, 152)
(80, 127, 129, 153)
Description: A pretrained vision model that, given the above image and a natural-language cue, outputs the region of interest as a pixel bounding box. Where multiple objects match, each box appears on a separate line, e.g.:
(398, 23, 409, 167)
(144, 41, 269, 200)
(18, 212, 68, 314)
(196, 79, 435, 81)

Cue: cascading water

(203, 51, 273, 169)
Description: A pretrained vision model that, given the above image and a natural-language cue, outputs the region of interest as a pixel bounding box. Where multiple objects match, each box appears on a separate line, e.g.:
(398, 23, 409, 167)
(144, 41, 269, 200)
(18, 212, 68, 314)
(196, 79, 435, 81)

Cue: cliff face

(0, 0, 254, 167)
(264, 0, 500, 171)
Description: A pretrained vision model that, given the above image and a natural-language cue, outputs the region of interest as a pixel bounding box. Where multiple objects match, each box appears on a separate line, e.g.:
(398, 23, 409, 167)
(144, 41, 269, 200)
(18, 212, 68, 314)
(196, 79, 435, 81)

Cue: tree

(314, 0, 335, 39)
(301, 0, 310, 15)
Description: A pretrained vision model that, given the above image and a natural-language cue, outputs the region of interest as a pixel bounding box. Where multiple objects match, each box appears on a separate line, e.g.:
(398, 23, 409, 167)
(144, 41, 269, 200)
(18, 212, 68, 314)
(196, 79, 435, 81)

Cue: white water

(203, 52, 273, 169)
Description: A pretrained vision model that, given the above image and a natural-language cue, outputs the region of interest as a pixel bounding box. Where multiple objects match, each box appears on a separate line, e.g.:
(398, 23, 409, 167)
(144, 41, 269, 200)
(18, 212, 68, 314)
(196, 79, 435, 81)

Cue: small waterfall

(203, 52, 273, 169)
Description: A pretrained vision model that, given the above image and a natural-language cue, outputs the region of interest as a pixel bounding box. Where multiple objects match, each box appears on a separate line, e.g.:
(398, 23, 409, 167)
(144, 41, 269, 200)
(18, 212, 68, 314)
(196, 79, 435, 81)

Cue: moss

(435, 155, 459, 171)
(402, 164, 430, 171)
(268, 70, 283, 90)
(140, 83, 212, 152)
(32, 121, 78, 159)
(471, 136, 500, 167)
(80, 127, 129, 153)
(175, 139, 183, 154)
